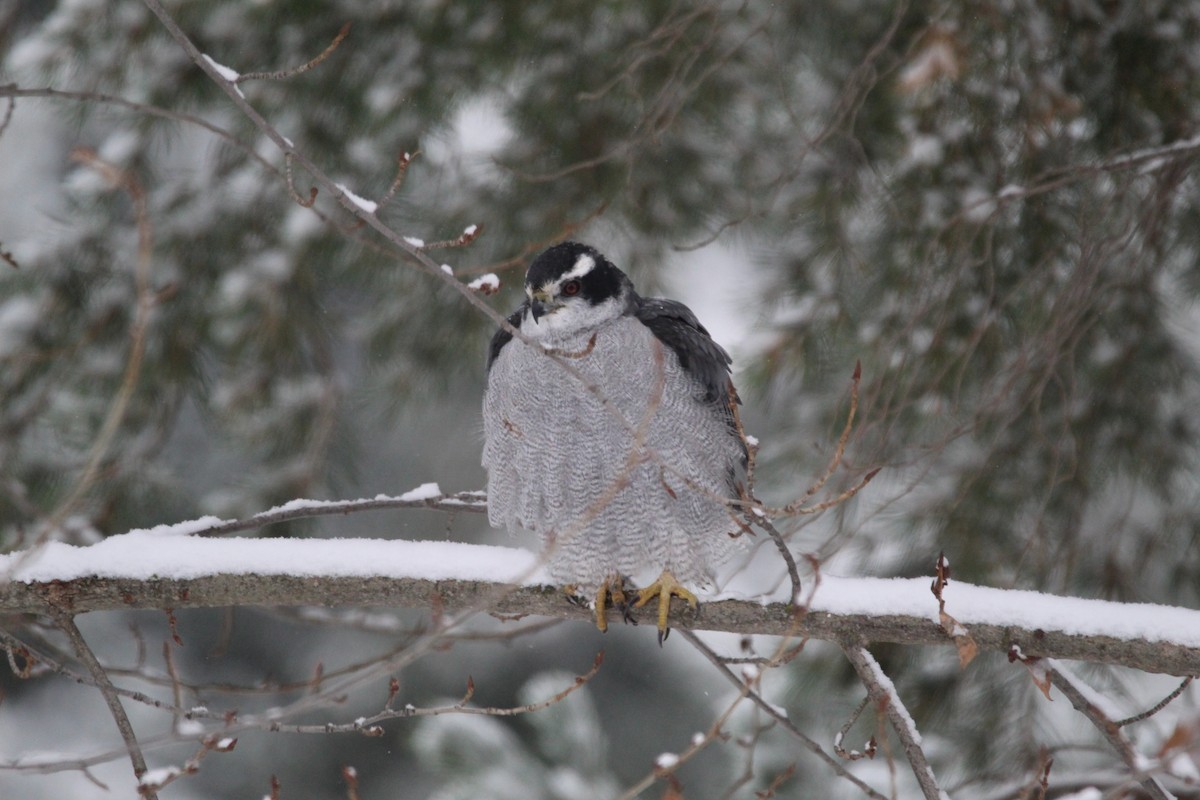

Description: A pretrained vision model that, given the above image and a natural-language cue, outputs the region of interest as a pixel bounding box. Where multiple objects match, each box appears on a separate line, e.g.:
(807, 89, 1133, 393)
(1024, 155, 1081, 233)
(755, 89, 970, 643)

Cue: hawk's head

(522, 242, 634, 339)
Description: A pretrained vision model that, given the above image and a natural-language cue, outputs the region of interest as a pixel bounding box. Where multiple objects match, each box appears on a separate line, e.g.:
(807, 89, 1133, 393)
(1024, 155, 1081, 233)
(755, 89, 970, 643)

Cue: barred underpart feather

(483, 314, 746, 592)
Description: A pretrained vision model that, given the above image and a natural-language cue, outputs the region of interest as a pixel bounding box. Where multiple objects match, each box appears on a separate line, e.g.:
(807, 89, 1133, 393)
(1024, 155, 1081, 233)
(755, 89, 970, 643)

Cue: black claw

(658, 627, 671, 647)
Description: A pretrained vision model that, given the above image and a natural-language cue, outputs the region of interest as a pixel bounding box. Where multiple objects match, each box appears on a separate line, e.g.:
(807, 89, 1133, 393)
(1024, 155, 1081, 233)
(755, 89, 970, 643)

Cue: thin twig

(376, 149, 418, 210)
(0, 629, 186, 715)
(0, 89, 15, 141)
(678, 629, 888, 800)
(753, 361, 881, 519)
(794, 360, 863, 508)
(0, 85, 276, 171)
(1115, 676, 1194, 728)
(236, 23, 352, 83)
(269, 651, 604, 735)
(2, 149, 157, 579)
(51, 609, 157, 799)
(834, 696, 875, 760)
(133, 736, 237, 796)
(614, 664, 750, 800)
(163, 641, 185, 734)
(842, 645, 944, 800)
(755, 516, 802, 604)
(284, 153, 318, 207)
(194, 490, 488, 537)
(422, 223, 483, 251)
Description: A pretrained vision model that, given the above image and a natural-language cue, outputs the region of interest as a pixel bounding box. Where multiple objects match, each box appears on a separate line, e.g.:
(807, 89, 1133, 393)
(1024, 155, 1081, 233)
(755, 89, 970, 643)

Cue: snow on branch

(843, 645, 944, 800)
(2, 533, 1199, 676)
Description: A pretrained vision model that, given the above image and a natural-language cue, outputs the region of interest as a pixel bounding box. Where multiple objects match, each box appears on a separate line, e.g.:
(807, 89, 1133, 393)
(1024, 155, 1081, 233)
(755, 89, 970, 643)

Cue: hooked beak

(529, 290, 555, 322)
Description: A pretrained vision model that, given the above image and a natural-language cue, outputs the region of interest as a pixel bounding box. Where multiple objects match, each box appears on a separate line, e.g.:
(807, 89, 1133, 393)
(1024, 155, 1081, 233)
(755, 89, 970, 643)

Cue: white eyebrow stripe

(561, 254, 596, 281)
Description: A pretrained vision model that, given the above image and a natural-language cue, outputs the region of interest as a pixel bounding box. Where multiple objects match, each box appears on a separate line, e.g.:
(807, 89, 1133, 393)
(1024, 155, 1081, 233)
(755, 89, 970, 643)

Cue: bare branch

(754, 361, 881, 519)
(0, 84, 276, 171)
(755, 516, 802, 604)
(267, 651, 604, 735)
(193, 490, 488, 538)
(679, 629, 889, 800)
(1041, 659, 1175, 800)
(50, 609, 156, 798)
(133, 736, 237, 796)
(0, 628, 187, 716)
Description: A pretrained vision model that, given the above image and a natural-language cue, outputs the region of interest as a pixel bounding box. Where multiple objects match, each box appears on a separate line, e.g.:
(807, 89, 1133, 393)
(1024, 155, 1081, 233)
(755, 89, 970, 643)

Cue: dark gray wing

(634, 297, 734, 405)
(635, 297, 748, 484)
(487, 307, 526, 371)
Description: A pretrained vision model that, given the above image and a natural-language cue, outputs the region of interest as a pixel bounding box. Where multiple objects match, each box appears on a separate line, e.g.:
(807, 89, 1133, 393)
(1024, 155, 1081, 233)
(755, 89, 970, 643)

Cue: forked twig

(833, 696, 875, 761)
(752, 361, 880, 520)
(133, 735, 237, 796)
(842, 645, 944, 800)
(678, 629, 888, 800)
(1010, 649, 1175, 800)
(275, 651, 604, 735)
(786, 361, 877, 515)
(1045, 662, 1174, 800)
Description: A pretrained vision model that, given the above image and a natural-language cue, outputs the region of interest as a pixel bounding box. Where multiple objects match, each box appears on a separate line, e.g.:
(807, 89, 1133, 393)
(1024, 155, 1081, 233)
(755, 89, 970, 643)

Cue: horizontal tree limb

(4, 572, 1198, 676)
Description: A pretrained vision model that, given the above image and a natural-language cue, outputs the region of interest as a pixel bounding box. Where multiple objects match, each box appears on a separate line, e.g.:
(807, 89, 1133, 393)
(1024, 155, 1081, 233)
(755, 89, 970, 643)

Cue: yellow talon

(592, 575, 628, 633)
(633, 570, 698, 644)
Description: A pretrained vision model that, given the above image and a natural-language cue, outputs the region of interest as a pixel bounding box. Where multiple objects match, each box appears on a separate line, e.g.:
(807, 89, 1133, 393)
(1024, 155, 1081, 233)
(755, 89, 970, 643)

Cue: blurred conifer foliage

(2, 1, 1200, 794)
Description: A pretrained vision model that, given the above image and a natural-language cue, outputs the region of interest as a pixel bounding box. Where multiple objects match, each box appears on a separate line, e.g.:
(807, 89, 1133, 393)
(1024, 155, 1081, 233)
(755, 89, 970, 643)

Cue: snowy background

(2, 1, 1200, 798)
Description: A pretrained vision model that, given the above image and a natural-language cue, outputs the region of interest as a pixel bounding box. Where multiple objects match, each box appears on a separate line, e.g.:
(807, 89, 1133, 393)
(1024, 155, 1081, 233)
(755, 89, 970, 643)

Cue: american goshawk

(483, 242, 748, 640)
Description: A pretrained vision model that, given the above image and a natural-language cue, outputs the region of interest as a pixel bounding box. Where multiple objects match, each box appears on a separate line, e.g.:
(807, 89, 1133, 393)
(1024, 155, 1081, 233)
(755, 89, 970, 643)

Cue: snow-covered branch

(3, 534, 1199, 676)
(843, 645, 944, 800)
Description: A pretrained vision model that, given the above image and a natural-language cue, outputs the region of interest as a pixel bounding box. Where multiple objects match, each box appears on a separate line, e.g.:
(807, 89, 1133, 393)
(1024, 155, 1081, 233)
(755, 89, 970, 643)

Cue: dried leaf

(1027, 662, 1053, 701)
(938, 608, 978, 667)
(1158, 722, 1195, 757)
(661, 774, 685, 800)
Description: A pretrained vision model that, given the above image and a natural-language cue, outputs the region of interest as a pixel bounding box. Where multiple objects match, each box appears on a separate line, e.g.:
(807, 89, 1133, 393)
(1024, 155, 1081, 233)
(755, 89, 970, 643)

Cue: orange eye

(561, 280, 582, 296)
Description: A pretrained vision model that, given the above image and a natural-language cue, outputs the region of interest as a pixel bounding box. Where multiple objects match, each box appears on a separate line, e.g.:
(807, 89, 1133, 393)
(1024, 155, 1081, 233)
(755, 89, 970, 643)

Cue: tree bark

(4, 573, 1197, 676)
